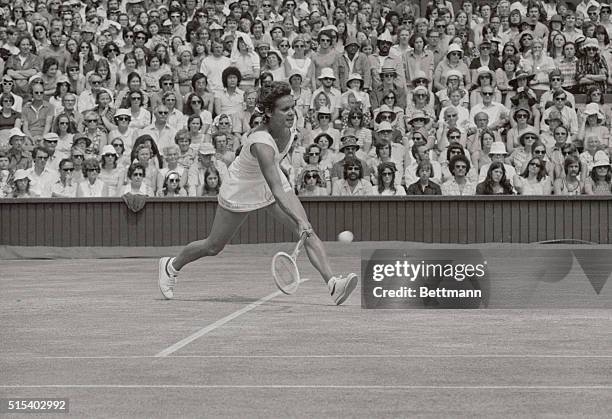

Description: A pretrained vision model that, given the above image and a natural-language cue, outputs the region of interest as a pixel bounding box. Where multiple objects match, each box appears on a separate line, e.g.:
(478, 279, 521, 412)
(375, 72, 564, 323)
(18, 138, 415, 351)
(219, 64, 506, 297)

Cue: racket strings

(274, 256, 298, 287)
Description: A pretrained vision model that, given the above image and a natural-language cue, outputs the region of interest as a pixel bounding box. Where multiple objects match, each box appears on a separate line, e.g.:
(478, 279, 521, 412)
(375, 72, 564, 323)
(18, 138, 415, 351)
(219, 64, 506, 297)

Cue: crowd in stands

(2, 0, 612, 199)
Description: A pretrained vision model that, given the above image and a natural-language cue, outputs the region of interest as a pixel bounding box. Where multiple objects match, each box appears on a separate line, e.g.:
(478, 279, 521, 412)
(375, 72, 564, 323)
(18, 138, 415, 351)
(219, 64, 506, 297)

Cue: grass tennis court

(2, 242, 612, 418)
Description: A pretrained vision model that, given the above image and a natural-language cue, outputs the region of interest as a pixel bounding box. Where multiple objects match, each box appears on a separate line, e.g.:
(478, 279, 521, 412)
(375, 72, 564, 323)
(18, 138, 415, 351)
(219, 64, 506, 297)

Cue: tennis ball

(338, 231, 354, 243)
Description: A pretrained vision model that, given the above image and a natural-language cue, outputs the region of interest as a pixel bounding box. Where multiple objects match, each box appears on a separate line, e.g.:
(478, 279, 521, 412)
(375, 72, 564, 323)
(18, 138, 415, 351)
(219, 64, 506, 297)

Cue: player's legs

(265, 198, 334, 283)
(172, 206, 249, 270)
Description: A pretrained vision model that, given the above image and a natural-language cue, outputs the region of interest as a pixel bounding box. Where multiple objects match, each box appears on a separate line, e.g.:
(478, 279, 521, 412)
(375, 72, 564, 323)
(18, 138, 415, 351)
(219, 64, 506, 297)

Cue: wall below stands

(1, 197, 611, 246)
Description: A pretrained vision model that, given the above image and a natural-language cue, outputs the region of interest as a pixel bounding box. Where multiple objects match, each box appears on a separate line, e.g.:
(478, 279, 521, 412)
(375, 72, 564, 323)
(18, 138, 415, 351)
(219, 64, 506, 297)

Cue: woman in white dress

(158, 82, 358, 305)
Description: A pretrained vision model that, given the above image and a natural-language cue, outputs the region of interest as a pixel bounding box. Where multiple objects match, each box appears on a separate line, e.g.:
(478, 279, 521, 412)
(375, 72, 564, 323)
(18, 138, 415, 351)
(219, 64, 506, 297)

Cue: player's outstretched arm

(252, 142, 311, 234)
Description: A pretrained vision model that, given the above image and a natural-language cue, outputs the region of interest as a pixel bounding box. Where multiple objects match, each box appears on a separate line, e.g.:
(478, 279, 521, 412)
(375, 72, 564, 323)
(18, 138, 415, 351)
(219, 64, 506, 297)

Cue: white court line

(6, 354, 612, 360)
(155, 279, 311, 357)
(2, 385, 612, 390)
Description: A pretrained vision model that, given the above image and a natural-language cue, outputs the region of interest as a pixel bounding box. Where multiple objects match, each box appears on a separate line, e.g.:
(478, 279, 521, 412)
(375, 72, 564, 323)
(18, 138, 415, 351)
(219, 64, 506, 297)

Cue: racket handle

(292, 231, 308, 258)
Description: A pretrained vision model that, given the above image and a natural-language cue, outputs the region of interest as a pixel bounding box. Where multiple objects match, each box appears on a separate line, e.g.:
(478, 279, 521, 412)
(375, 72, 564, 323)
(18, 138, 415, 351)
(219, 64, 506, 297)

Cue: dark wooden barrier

(1, 196, 611, 246)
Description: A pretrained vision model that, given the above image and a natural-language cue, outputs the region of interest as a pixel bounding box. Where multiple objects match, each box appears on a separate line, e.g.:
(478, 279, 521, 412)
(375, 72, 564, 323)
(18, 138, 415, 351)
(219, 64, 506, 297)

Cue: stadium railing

(1, 196, 611, 246)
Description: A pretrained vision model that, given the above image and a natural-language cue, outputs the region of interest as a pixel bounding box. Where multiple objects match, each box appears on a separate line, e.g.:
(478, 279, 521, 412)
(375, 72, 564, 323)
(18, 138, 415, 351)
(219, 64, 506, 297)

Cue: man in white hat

(311, 67, 341, 119)
(370, 66, 408, 110)
(42, 133, 66, 172)
(371, 30, 406, 91)
(187, 142, 229, 196)
(6, 128, 31, 172)
(478, 142, 517, 186)
(336, 34, 372, 93)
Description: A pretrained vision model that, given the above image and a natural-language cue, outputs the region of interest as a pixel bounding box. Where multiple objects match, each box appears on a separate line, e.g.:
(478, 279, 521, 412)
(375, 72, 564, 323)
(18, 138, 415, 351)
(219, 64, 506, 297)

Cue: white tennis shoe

(329, 273, 358, 305)
(158, 257, 177, 300)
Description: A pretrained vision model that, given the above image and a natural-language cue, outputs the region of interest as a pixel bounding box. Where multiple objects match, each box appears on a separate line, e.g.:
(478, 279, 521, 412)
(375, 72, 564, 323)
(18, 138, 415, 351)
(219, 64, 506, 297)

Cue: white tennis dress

(218, 130, 293, 212)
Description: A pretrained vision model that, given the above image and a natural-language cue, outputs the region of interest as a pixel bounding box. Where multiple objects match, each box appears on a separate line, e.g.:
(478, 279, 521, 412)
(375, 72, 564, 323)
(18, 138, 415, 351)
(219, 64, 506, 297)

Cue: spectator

(554, 156, 584, 195)
(406, 160, 442, 195)
(51, 158, 77, 198)
(441, 154, 477, 195)
(12, 169, 35, 198)
(0, 93, 21, 147)
(187, 143, 229, 196)
(26, 146, 58, 198)
(120, 162, 153, 196)
(175, 130, 197, 170)
(5, 36, 42, 97)
(331, 157, 374, 196)
(6, 129, 32, 172)
(331, 135, 369, 185)
(158, 170, 187, 197)
(22, 83, 54, 143)
(514, 156, 552, 195)
(1, 75, 23, 113)
(139, 105, 178, 153)
(297, 164, 328, 196)
(578, 103, 610, 151)
(375, 162, 406, 196)
(584, 151, 612, 195)
(157, 145, 187, 193)
(98, 145, 124, 197)
(200, 166, 222, 197)
(476, 161, 515, 195)
(405, 141, 443, 187)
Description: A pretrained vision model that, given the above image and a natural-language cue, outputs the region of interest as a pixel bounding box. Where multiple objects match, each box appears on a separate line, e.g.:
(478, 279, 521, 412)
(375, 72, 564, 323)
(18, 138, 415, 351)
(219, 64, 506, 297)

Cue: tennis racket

(271, 232, 309, 295)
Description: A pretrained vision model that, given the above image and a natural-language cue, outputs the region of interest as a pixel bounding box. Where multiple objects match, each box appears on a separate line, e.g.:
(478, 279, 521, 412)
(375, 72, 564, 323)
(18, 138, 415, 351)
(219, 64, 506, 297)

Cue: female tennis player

(159, 82, 358, 305)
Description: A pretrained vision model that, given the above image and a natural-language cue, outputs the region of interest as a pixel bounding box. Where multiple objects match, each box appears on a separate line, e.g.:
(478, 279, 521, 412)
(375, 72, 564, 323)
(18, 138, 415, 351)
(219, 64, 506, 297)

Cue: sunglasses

(91, 81, 102, 85)
(481, 92, 493, 96)
(132, 172, 144, 177)
(449, 135, 461, 140)
(551, 77, 562, 82)
(86, 119, 98, 123)
(72, 154, 84, 159)
(524, 135, 538, 140)
(116, 116, 130, 121)
(163, 82, 174, 86)
(381, 171, 394, 176)
(562, 151, 572, 155)
(2, 81, 13, 85)
(191, 100, 202, 105)
(130, 97, 141, 101)
(555, 97, 567, 101)
(534, 150, 546, 154)
(529, 162, 541, 168)
(382, 74, 395, 78)
(168, 178, 180, 182)
(319, 115, 331, 120)
(112, 143, 124, 147)
(347, 166, 360, 171)
(516, 114, 529, 119)
(319, 39, 331, 43)
(62, 168, 74, 172)
(304, 173, 319, 179)
(158, 111, 169, 115)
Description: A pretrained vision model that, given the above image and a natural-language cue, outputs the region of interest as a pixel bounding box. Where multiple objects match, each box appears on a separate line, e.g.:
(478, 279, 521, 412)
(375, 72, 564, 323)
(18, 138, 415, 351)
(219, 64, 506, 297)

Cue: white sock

(167, 257, 179, 275)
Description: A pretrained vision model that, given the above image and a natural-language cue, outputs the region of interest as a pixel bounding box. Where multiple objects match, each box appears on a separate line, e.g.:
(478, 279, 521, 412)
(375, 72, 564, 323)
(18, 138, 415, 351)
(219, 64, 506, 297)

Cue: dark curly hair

(222, 66, 242, 88)
(257, 81, 291, 116)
